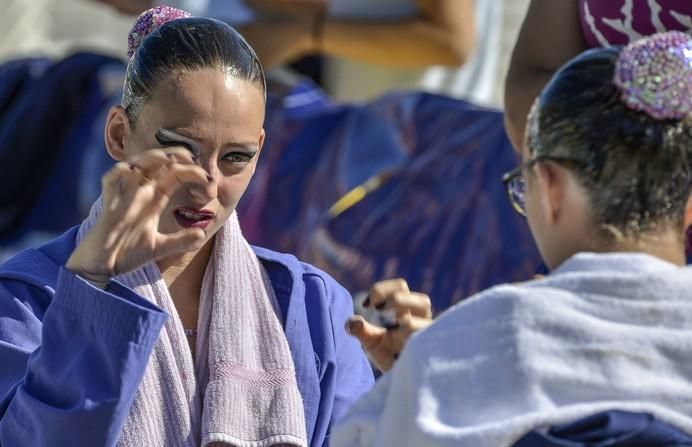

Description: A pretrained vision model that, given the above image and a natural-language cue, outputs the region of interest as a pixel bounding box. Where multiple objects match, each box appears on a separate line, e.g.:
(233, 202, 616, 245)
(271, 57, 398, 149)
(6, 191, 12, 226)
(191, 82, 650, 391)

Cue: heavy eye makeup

(221, 146, 258, 167)
(155, 128, 201, 159)
(155, 128, 257, 167)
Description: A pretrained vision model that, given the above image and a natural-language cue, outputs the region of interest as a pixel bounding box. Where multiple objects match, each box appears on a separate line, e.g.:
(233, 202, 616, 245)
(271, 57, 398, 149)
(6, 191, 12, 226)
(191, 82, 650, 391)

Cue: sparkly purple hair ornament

(614, 31, 692, 121)
(127, 5, 192, 59)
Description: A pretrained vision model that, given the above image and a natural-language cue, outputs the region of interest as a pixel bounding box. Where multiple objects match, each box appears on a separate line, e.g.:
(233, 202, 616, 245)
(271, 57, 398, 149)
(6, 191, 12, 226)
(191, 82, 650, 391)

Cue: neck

(607, 232, 686, 266)
(584, 227, 686, 266)
(157, 238, 214, 288)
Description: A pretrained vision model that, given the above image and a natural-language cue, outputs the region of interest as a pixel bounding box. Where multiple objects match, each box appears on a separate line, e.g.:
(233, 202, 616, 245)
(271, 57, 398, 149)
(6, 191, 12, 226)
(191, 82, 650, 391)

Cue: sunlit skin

(64, 65, 432, 366)
(66, 69, 265, 348)
(117, 70, 266, 259)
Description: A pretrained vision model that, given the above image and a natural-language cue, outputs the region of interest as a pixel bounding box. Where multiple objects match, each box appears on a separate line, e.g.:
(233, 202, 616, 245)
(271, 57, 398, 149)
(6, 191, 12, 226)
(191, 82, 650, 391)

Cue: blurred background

(0, 0, 542, 315)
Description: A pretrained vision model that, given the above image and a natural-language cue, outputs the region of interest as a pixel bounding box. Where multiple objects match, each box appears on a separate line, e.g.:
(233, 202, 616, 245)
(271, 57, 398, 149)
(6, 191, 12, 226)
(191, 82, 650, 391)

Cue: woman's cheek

(217, 175, 247, 209)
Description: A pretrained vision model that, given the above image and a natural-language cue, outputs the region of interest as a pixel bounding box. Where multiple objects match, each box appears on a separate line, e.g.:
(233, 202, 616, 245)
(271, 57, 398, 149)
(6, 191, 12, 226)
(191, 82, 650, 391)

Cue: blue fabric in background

(0, 54, 123, 245)
(239, 80, 542, 310)
(513, 410, 692, 446)
(0, 60, 594, 310)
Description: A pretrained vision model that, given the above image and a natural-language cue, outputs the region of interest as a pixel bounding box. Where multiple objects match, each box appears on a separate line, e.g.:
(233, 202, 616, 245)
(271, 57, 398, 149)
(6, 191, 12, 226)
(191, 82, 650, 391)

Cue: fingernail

(375, 301, 387, 310)
(362, 296, 371, 307)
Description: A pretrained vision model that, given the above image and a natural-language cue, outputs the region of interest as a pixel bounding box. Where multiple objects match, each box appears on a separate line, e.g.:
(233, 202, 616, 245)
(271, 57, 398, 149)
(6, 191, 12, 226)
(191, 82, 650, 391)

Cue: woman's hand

(346, 279, 433, 372)
(66, 148, 209, 287)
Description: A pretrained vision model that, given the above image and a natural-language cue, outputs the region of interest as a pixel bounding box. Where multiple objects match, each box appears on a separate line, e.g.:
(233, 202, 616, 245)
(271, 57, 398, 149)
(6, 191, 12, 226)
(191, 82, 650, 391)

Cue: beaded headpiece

(127, 5, 192, 59)
(614, 31, 692, 120)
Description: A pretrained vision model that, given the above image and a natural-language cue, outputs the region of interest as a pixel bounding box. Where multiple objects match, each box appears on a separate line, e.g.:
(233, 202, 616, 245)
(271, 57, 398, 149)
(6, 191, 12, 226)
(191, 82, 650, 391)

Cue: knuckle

(422, 294, 432, 309)
(394, 278, 408, 290)
(146, 149, 167, 159)
(391, 291, 407, 306)
(112, 162, 130, 173)
(168, 163, 188, 173)
(370, 282, 385, 299)
(168, 148, 193, 160)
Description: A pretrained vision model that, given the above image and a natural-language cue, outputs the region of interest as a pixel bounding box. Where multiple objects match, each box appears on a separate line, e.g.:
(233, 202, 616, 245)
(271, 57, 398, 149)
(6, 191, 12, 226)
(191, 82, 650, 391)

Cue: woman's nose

(186, 162, 218, 202)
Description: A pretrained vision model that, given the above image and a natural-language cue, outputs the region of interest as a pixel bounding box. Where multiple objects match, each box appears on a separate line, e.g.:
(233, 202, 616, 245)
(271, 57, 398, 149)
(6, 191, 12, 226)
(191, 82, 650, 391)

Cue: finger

(366, 345, 399, 374)
(345, 315, 386, 351)
(366, 278, 410, 309)
(127, 151, 171, 181)
(102, 161, 133, 191)
(101, 163, 127, 207)
(103, 184, 154, 249)
(154, 228, 207, 260)
(101, 162, 145, 212)
(387, 313, 432, 347)
(129, 148, 197, 182)
(387, 291, 433, 319)
(149, 163, 210, 211)
(130, 147, 195, 167)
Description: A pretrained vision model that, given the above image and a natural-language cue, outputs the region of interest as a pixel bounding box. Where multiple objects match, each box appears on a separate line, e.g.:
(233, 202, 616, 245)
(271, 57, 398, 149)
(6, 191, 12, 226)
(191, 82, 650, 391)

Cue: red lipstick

(173, 207, 215, 229)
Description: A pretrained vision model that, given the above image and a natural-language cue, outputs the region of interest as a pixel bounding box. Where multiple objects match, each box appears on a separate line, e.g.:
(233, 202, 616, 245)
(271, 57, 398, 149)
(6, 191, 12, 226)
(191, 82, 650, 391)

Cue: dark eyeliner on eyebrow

(155, 128, 200, 158)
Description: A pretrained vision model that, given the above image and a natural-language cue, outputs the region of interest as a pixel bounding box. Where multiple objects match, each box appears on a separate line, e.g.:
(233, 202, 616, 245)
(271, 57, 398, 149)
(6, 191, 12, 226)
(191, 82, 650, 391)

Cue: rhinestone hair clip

(614, 31, 692, 121)
(127, 5, 192, 59)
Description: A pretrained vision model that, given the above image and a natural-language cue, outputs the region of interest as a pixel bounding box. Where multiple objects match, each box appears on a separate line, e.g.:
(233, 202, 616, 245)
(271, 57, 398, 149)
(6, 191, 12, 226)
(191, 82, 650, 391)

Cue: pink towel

(77, 198, 307, 446)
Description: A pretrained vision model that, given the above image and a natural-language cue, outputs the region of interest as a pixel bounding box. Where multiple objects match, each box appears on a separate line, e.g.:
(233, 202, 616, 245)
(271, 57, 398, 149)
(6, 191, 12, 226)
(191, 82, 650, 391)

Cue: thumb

(345, 315, 386, 350)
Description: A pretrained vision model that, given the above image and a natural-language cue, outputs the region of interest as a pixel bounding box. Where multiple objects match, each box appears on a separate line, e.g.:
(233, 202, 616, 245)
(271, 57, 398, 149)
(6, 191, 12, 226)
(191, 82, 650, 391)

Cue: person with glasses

(333, 31, 692, 447)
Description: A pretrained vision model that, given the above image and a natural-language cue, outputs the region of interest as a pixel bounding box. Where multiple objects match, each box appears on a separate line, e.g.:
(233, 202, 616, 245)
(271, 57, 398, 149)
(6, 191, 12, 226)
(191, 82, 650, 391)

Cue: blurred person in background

(0, 0, 135, 63)
(165, 0, 475, 70)
(334, 31, 692, 447)
(0, 0, 137, 258)
(323, 0, 529, 108)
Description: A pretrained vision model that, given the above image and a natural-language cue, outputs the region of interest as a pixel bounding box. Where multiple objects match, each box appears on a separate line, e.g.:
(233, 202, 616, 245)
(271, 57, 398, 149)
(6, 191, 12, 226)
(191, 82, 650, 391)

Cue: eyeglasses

(502, 155, 583, 217)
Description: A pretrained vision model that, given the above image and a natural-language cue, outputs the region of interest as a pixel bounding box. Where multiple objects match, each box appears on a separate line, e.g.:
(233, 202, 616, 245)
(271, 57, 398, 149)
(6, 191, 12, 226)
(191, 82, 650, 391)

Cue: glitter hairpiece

(127, 5, 192, 59)
(614, 31, 692, 121)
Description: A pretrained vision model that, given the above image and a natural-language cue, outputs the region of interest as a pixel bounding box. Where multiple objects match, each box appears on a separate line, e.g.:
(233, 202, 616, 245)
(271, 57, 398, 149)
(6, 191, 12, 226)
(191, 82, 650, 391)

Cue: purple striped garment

(580, 0, 692, 47)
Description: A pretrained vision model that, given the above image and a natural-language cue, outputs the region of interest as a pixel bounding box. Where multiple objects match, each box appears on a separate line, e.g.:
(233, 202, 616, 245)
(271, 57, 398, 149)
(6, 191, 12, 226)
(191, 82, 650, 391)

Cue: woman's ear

(104, 106, 131, 162)
(533, 162, 567, 225)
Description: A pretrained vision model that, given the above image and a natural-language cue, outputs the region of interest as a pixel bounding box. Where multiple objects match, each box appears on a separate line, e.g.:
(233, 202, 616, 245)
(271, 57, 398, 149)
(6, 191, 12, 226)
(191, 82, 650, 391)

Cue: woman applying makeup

(0, 6, 384, 446)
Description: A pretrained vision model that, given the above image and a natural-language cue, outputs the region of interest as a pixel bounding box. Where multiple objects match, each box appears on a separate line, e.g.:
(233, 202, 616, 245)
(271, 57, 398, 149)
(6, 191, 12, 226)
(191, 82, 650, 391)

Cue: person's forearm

(502, 0, 586, 151)
(322, 20, 471, 68)
(237, 20, 314, 70)
(0, 269, 166, 446)
(504, 67, 555, 151)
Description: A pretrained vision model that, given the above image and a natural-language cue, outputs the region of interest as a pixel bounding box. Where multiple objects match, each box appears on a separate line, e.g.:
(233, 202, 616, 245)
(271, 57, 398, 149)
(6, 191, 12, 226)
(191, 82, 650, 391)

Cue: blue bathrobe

(0, 227, 374, 446)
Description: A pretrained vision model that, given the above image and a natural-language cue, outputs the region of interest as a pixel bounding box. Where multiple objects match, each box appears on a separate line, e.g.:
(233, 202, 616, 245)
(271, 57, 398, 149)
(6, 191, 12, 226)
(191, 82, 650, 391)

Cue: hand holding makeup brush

(66, 148, 210, 287)
(346, 279, 433, 372)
